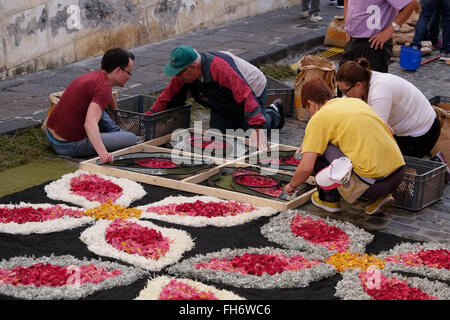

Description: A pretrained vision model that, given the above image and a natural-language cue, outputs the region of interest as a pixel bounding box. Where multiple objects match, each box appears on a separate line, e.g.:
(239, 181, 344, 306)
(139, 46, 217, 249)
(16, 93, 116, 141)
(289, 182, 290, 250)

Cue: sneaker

(300, 10, 309, 18)
(432, 40, 442, 51)
(439, 52, 450, 61)
(311, 191, 342, 213)
(310, 15, 323, 22)
(365, 194, 395, 215)
(329, 0, 337, 5)
(337, 5, 345, 9)
(269, 98, 285, 130)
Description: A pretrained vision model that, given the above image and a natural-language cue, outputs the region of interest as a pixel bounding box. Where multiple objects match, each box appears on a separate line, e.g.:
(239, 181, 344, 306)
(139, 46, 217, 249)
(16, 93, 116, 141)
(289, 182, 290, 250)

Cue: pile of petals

(259, 155, 300, 166)
(290, 214, 350, 252)
(326, 251, 385, 273)
(136, 158, 177, 168)
(105, 219, 171, 260)
(84, 202, 141, 220)
(146, 200, 256, 218)
(233, 174, 280, 188)
(0, 205, 84, 224)
(159, 278, 219, 300)
(232, 169, 283, 197)
(139, 196, 278, 228)
(190, 138, 227, 150)
(281, 156, 301, 165)
(0, 263, 121, 287)
(70, 173, 123, 203)
(195, 253, 321, 276)
(385, 249, 450, 270)
(359, 269, 437, 300)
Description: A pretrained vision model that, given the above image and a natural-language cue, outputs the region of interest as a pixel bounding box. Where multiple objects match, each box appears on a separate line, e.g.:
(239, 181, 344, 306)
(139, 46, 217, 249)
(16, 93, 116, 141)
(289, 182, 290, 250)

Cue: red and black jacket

(148, 51, 267, 128)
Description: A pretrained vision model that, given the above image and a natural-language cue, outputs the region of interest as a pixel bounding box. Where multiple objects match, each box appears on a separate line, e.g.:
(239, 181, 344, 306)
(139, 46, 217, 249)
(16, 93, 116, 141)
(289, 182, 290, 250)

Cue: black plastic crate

(392, 156, 446, 211)
(428, 95, 450, 106)
(266, 76, 294, 116)
(106, 95, 191, 141)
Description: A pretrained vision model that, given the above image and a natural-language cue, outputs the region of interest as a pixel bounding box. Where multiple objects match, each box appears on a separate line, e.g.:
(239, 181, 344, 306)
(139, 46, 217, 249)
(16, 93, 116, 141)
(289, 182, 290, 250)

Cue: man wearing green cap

(145, 45, 284, 134)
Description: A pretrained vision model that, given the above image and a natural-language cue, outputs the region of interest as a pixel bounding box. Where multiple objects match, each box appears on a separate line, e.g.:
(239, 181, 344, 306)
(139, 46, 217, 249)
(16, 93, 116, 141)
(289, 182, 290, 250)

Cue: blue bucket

(400, 46, 421, 71)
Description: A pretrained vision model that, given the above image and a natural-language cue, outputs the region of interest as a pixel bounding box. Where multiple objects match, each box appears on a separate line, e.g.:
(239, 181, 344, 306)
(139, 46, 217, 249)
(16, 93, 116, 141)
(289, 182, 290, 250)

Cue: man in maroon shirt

(46, 48, 137, 163)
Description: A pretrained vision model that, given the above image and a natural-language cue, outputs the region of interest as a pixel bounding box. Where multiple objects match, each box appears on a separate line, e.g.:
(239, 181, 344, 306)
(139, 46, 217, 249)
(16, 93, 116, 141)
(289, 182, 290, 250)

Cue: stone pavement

(0, 2, 449, 243)
(0, 3, 339, 133)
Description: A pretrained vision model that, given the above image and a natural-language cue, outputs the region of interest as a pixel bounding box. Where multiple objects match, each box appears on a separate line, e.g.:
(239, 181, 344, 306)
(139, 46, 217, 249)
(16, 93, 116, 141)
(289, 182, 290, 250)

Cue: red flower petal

(195, 253, 321, 276)
(0, 263, 121, 287)
(70, 174, 123, 203)
(105, 220, 170, 259)
(0, 205, 84, 224)
(290, 215, 350, 252)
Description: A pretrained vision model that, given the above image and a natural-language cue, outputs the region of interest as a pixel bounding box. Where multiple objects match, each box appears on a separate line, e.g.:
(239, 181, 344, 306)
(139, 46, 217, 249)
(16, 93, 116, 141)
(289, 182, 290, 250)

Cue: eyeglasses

(340, 82, 356, 96)
(177, 64, 193, 76)
(120, 67, 133, 76)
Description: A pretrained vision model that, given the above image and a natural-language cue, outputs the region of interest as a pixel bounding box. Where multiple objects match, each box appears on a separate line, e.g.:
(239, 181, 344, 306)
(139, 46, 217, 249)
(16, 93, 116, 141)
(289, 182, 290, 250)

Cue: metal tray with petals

(98, 152, 215, 179)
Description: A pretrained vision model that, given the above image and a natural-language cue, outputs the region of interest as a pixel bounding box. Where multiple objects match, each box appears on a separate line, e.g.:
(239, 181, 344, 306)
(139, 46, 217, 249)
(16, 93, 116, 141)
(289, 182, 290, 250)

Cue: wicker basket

(294, 55, 337, 121)
(41, 90, 118, 131)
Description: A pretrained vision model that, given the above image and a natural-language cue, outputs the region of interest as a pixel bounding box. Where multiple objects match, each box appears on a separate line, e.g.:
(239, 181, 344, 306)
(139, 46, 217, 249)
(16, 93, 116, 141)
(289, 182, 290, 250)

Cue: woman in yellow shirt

(285, 79, 405, 215)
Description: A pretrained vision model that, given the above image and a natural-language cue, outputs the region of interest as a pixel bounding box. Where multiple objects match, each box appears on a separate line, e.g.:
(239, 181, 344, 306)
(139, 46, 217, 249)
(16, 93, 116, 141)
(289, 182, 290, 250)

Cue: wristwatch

(391, 21, 401, 32)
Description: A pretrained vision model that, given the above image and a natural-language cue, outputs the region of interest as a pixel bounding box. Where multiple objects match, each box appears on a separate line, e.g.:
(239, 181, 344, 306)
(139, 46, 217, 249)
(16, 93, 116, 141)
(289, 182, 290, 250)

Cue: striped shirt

(345, 0, 413, 38)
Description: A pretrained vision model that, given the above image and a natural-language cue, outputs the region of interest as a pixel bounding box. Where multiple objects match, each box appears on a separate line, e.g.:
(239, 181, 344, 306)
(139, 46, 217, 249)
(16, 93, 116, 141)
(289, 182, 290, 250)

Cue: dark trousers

(340, 37, 393, 73)
(394, 117, 441, 158)
(209, 86, 280, 133)
(315, 144, 405, 203)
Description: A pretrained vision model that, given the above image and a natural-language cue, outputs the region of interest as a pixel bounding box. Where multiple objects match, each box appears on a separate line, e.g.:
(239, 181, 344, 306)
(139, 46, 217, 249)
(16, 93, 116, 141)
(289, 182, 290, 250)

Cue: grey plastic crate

(266, 76, 294, 116)
(106, 95, 191, 141)
(392, 156, 446, 211)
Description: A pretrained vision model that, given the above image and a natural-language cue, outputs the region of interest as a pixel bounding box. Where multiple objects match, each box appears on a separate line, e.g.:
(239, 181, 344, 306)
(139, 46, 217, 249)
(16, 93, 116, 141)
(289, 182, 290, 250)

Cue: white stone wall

(0, 0, 296, 80)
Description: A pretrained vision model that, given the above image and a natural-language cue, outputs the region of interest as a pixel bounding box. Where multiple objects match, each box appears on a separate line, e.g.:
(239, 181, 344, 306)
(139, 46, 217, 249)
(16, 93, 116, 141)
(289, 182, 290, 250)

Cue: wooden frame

(79, 130, 314, 211)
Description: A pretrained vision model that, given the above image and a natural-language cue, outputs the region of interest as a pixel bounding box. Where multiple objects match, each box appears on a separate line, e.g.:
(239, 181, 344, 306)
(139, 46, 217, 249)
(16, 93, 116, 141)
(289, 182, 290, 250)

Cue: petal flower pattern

(135, 276, 245, 300)
(167, 247, 335, 289)
(0, 203, 93, 234)
(44, 170, 146, 209)
(138, 195, 278, 227)
(377, 242, 450, 281)
(80, 218, 194, 271)
(0, 254, 147, 300)
(260, 210, 374, 258)
(335, 268, 450, 300)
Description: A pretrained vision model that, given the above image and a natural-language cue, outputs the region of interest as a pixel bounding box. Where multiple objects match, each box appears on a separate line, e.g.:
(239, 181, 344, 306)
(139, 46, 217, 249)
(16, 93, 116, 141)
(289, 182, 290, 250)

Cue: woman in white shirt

(336, 58, 440, 158)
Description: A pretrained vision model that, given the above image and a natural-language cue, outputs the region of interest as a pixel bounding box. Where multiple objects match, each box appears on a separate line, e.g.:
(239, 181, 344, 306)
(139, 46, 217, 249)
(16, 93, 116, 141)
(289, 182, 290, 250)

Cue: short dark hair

(101, 47, 135, 73)
(301, 79, 333, 108)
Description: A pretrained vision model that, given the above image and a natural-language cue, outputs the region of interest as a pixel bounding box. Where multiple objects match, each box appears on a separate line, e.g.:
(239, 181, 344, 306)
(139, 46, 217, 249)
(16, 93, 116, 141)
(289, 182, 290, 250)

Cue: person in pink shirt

(340, 0, 419, 72)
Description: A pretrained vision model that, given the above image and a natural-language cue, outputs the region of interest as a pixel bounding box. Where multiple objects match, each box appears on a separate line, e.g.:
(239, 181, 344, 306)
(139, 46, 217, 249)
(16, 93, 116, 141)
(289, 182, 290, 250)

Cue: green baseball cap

(163, 45, 198, 76)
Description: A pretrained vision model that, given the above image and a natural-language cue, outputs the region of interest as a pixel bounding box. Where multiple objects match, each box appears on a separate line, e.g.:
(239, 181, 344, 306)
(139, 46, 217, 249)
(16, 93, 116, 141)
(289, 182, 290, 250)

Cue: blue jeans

(426, 2, 443, 45)
(412, 0, 450, 54)
(47, 111, 137, 158)
(302, 0, 320, 14)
